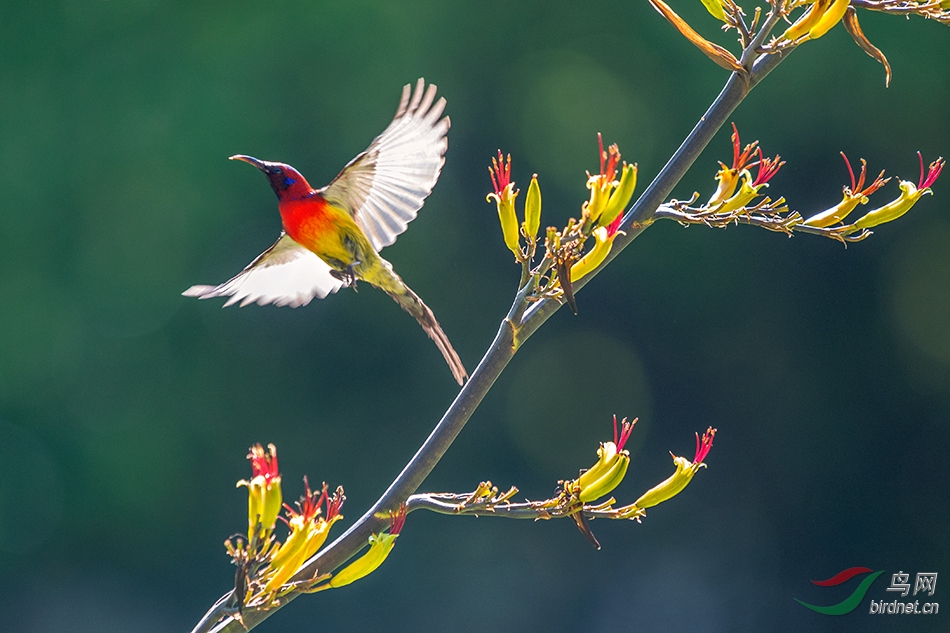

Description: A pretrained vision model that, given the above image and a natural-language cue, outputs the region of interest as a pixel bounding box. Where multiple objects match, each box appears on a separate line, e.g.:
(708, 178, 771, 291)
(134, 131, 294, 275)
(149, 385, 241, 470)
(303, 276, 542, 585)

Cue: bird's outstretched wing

(183, 233, 343, 307)
(321, 78, 449, 252)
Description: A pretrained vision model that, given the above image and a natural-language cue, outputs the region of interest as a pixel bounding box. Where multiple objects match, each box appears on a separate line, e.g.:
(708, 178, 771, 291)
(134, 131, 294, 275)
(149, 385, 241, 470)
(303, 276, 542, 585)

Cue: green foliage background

(1, 2, 947, 631)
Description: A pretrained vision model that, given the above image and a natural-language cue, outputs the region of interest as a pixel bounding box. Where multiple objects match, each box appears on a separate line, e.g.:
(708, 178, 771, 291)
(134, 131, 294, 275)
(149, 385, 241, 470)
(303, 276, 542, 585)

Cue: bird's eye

(272, 167, 284, 176)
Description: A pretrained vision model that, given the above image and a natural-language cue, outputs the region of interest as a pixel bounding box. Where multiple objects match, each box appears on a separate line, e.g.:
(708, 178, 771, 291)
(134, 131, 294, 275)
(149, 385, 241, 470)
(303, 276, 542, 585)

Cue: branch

(197, 48, 790, 633)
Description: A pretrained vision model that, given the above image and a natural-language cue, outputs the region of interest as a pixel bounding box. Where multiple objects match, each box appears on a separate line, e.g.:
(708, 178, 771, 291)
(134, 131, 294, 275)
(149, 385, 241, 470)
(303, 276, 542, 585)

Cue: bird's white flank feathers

(182, 233, 343, 307)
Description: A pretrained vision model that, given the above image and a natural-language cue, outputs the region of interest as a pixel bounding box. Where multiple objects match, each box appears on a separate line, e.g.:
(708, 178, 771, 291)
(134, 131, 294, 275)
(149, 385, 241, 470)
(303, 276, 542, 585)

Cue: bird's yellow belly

(282, 200, 370, 270)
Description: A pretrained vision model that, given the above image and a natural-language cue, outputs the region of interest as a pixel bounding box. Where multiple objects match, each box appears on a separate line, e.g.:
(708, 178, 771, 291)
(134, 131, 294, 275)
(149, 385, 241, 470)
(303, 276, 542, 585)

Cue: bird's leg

(329, 261, 362, 291)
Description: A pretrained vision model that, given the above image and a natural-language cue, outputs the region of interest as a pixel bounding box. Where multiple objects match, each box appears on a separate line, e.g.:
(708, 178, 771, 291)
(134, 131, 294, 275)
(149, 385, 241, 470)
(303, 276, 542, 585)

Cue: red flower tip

(693, 427, 716, 465)
(389, 504, 407, 535)
(248, 443, 280, 483)
(752, 148, 784, 187)
(918, 151, 945, 190)
(489, 150, 512, 195)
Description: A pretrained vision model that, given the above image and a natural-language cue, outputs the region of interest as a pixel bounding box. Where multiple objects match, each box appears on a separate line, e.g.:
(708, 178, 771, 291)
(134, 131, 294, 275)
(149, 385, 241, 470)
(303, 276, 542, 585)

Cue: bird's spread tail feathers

(384, 282, 467, 386)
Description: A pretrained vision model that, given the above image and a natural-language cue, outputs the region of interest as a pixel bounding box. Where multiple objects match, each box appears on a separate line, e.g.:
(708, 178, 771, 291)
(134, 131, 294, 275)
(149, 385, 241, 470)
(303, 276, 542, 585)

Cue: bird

(183, 79, 467, 385)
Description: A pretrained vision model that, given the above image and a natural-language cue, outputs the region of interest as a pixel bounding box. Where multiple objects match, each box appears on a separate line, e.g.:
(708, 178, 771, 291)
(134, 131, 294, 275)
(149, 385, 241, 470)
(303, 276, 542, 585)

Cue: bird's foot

(330, 262, 361, 291)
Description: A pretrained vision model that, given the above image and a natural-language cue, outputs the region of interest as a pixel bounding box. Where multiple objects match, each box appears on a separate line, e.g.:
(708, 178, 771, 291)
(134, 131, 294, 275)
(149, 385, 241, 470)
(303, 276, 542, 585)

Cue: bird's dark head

(229, 155, 312, 201)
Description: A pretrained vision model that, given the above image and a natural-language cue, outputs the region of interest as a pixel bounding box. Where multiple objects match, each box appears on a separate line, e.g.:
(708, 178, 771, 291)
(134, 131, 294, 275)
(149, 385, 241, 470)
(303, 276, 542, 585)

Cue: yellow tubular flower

(578, 453, 630, 503)
(263, 517, 312, 594)
(853, 181, 926, 229)
(803, 153, 889, 228)
(524, 174, 542, 242)
(264, 481, 345, 595)
(586, 134, 624, 223)
(329, 507, 406, 589)
(599, 163, 638, 229)
(574, 416, 636, 503)
(633, 428, 716, 511)
(576, 442, 618, 490)
(714, 149, 784, 215)
(569, 226, 616, 282)
(852, 154, 944, 230)
(487, 151, 522, 258)
(328, 532, 399, 588)
(808, 0, 850, 39)
(708, 124, 759, 208)
(803, 191, 867, 228)
(302, 514, 343, 560)
(700, 0, 727, 21)
(715, 174, 760, 215)
(782, 0, 832, 41)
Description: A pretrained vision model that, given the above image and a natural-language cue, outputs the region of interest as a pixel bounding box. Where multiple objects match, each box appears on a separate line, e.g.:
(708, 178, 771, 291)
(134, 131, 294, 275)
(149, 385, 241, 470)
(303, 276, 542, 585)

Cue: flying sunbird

(184, 79, 467, 385)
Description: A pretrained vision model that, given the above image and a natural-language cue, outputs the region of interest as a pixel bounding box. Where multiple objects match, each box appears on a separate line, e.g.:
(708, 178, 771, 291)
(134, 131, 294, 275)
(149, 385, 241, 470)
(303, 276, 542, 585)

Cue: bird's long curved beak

(229, 154, 267, 170)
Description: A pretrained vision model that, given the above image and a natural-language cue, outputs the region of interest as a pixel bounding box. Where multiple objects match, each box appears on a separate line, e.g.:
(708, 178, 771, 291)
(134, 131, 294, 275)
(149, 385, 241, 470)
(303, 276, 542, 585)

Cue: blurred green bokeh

(1, 2, 948, 632)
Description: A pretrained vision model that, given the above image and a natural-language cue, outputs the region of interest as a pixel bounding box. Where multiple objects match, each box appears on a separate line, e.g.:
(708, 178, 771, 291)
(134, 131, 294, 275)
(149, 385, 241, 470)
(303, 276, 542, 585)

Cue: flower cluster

(487, 135, 638, 314)
(659, 125, 943, 244)
(225, 444, 346, 610)
(553, 417, 716, 547)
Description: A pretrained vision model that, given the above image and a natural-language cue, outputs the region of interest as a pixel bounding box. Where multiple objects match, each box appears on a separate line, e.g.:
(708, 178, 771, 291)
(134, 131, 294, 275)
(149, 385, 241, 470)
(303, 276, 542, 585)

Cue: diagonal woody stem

(195, 49, 789, 633)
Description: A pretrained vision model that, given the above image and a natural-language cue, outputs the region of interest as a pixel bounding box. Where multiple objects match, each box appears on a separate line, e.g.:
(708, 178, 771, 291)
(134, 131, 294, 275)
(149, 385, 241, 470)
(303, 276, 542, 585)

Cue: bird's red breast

(280, 195, 332, 245)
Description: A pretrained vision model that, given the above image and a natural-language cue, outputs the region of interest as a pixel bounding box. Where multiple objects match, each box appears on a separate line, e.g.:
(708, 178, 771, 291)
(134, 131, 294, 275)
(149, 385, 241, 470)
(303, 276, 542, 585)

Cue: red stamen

(731, 123, 740, 169)
(729, 124, 759, 172)
(855, 159, 867, 192)
(917, 151, 925, 189)
(862, 170, 890, 197)
(489, 151, 512, 194)
(693, 427, 717, 465)
(598, 133, 606, 176)
(248, 444, 280, 483)
(919, 153, 945, 190)
(840, 152, 857, 192)
(752, 148, 784, 187)
(617, 417, 637, 452)
(325, 485, 345, 520)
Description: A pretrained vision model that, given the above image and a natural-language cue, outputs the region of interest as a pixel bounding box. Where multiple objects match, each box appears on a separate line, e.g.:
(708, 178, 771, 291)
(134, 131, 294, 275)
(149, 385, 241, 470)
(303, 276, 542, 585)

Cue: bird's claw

(330, 262, 361, 291)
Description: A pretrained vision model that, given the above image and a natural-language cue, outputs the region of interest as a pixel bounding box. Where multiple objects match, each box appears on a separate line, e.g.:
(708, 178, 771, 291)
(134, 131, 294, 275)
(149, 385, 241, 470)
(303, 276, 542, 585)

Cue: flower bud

(524, 174, 542, 242)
